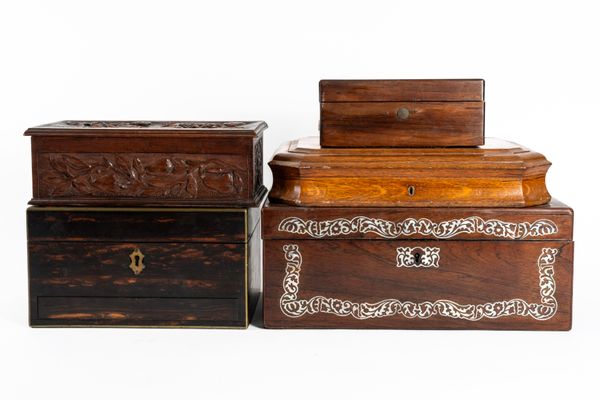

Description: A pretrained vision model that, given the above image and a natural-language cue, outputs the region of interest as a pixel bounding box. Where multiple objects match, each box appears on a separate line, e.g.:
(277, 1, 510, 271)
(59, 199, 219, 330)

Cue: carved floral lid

(24, 120, 267, 137)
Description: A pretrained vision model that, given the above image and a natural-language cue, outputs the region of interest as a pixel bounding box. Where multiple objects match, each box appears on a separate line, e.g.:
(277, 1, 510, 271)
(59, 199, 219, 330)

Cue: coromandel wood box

(25, 121, 266, 328)
(262, 200, 573, 330)
(319, 79, 484, 148)
(25, 120, 266, 207)
(27, 206, 261, 327)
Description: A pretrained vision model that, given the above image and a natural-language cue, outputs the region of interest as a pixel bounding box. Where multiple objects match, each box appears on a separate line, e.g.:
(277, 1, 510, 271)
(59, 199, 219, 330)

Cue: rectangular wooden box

(27, 203, 263, 328)
(25, 121, 266, 207)
(262, 200, 574, 330)
(319, 79, 484, 147)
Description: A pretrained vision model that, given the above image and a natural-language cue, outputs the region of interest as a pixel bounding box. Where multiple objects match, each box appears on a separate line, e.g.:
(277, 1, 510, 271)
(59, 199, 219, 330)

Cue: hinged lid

(319, 79, 484, 102)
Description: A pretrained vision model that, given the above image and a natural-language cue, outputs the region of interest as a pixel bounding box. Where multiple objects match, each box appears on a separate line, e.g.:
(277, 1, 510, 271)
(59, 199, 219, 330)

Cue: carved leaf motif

(170, 183, 184, 196)
(115, 155, 130, 175)
(203, 171, 233, 193)
(133, 158, 145, 177)
(49, 158, 69, 176)
(71, 175, 96, 194)
(44, 175, 71, 195)
(232, 171, 243, 194)
(42, 154, 245, 199)
(62, 155, 89, 171)
(185, 174, 198, 196)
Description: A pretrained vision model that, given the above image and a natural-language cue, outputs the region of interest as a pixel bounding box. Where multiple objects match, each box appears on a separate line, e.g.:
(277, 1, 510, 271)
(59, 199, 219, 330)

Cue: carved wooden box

(319, 79, 485, 147)
(27, 204, 262, 327)
(262, 200, 573, 330)
(25, 121, 266, 206)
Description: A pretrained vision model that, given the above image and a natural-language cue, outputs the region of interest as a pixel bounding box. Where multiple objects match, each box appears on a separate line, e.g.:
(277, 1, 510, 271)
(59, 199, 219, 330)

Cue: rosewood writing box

(262, 200, 573, 330)
(25, 120, 266, 328)
(319, 79, 485, 148)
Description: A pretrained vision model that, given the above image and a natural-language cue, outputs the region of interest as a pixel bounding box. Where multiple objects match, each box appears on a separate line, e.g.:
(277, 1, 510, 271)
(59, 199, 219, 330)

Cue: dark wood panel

(29, 242, 245, 298)
(320, 79, 484, 102)
(263, 239, 573, 330)
(262, 200, 574, 241)
(320, 101, 484, 147)
(27, 208, 248, 243)
(35, 297, 242, 327)
(247, 223, 261, 324)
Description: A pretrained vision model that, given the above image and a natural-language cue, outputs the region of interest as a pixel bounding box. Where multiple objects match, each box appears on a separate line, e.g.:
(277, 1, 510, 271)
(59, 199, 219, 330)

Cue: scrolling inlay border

(279, 245, 559, 321)
(277, 216, 558, 239)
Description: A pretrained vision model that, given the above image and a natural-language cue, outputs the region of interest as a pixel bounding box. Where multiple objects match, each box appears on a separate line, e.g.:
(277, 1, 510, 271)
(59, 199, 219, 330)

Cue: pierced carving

(41, 154, 245, 198)
(280, 245, 559, 321)
(58, 121, 250, 129)
(64, 121, 152, 128)
(161, 121, 248, 129)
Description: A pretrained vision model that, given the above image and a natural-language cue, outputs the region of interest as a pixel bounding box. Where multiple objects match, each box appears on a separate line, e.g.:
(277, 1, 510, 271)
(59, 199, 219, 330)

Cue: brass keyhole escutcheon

(396, 107, 410, 120)
(129, 248, 145, 275)
(407, 185, 416, 197)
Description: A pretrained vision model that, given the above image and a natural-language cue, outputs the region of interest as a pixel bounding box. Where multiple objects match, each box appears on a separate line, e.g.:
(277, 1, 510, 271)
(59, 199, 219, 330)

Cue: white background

(1, 1, 599, 399)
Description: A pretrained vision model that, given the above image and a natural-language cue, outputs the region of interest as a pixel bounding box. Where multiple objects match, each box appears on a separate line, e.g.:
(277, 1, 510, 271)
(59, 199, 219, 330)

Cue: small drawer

(35, 297, 242, 327)
(320, 101, 484, 147)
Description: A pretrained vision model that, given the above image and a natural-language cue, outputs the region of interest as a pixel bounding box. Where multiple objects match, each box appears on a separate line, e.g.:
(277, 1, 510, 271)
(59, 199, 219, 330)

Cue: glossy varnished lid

(24, 120, 267, 137)
(268, 137, 552, 207)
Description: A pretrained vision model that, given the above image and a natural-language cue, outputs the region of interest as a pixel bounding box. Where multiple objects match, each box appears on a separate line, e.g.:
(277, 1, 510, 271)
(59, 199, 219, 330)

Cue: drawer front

(29, 242, 245, 298)
(263, 239, 573, 329)
(35, 297, 242, 327)
(27, 208, 248, 243)
(320, 101, 484, 147)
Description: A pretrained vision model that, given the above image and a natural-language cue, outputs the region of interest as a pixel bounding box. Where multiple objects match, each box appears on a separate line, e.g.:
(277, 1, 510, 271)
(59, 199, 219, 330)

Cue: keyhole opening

(134, 255, 140, 266)
(407, 185, 416, 197)
(414, 252, 421, 265)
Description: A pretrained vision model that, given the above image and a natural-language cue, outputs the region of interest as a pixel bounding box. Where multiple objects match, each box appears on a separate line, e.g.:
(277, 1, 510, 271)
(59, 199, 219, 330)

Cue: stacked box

(26, 120, 266, 328)
(263, 80, 574, 330)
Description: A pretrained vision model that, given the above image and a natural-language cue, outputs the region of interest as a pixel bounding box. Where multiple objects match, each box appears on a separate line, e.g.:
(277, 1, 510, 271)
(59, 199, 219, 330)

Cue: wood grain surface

(262, 201, 573, 330)
(320, 101, 484, 147)
(27, 205, 264, 328)
(320, 79, 484, 102)
(268, 137, 551, 207)
(263, 240, 573, 330)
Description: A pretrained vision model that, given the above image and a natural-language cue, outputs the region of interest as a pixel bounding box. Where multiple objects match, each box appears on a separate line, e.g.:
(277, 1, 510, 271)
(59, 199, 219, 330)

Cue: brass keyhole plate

(396, 107, 410, 120)
(129, 248, 145, 275)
